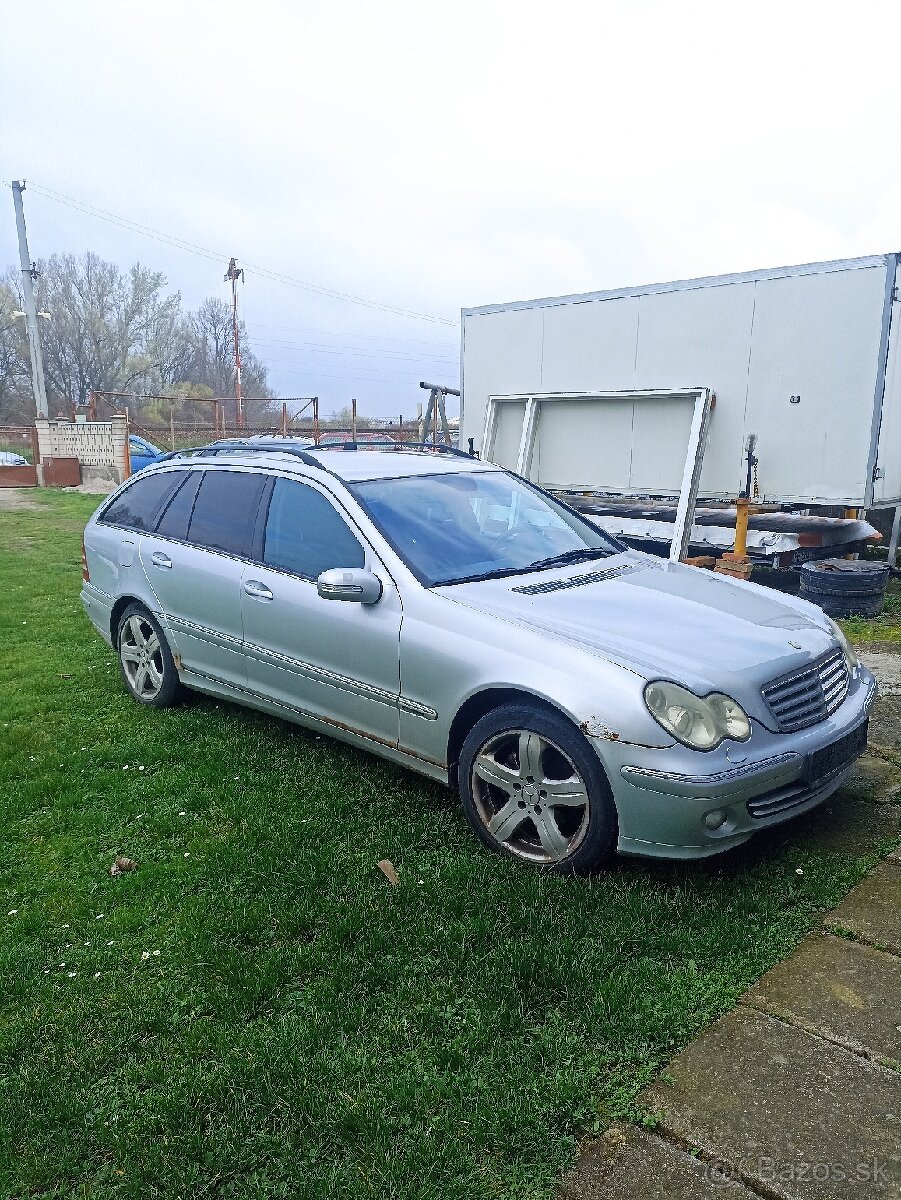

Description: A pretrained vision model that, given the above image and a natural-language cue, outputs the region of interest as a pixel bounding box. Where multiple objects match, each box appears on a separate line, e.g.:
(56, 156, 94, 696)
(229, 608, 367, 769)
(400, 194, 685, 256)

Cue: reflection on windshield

(351, 470, 620, 585)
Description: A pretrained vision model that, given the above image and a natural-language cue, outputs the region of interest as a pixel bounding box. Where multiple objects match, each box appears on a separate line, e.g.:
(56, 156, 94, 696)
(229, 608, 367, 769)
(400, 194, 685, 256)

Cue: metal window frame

(480, 388, 714, 563)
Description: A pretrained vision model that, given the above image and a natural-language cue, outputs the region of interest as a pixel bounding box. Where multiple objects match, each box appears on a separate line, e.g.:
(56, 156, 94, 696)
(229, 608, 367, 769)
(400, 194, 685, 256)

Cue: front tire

(116, 603, 181, 708)
(458, 703, 617, 873)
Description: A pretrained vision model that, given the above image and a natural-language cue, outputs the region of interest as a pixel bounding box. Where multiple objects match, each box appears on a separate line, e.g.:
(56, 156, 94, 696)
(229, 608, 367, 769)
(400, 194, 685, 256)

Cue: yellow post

(843, 507, 859, 558)
(733, 497, 750, 557)
(715, 496, 754, 579)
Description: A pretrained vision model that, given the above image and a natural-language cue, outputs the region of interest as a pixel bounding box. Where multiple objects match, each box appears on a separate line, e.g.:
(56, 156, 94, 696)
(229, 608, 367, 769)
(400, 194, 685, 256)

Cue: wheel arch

(447, 687, 585, 792)
(110, 595, 168, 646)
(110, 594, 143, 642)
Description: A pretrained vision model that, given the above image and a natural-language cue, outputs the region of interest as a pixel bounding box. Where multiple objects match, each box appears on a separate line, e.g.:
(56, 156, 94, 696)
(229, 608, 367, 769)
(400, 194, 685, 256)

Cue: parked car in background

(81, 441, 876, 873)
(129, 435, 165, 473)
(0, 450, 28, 466)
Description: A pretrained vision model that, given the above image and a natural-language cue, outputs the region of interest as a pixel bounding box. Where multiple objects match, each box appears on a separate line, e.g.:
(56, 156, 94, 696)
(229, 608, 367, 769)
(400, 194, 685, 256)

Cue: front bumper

(598, 665, 878, 859)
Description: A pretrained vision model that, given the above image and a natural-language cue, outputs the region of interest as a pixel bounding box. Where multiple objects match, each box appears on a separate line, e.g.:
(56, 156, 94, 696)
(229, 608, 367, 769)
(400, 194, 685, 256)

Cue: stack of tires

(799, 559, 890, 618)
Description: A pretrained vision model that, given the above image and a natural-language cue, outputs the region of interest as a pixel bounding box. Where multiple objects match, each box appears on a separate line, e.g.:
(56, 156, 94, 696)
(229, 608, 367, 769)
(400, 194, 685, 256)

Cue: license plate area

(805, 720, 868, 785)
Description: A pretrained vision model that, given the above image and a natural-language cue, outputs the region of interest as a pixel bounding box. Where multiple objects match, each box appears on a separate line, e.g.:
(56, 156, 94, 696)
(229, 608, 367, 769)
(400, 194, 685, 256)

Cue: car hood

(435, 552, 837, 703)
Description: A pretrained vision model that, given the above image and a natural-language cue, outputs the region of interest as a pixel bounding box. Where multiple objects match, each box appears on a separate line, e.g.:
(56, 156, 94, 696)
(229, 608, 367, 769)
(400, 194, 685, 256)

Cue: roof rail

(157, 441, 323, 468)
(153, 439, 476, 473)
(310, 440, 475, 459)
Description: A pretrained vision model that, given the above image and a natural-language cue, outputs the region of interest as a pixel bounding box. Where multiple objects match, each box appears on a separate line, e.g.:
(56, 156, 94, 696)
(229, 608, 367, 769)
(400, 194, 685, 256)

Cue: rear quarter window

(99, 471, 185, 532)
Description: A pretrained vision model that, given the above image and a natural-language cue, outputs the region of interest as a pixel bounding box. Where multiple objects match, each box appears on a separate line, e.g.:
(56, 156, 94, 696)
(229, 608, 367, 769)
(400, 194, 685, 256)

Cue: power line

(244, 317, 457, 349)
(246, 335, 456, 364)
(241, 342, 458, 385)
(6, 179, 458, 327)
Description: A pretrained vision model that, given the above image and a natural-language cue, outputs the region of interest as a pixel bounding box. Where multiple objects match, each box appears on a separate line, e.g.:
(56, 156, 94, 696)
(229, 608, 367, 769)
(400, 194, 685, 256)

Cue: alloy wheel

(119, 614, 165, 701)
(470, 729, 590, 864)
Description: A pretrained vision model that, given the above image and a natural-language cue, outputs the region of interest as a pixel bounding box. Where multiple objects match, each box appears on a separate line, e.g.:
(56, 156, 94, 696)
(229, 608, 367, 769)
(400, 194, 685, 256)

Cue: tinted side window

(187, 470, 266, 557)
(264, 478, 364, 579)
(100, 472, 184, 532)
(155, 470, 202, 541)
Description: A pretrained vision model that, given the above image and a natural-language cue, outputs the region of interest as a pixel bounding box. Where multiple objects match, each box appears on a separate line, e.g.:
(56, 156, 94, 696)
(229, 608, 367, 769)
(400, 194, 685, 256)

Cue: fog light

(704, 809, 727, 831)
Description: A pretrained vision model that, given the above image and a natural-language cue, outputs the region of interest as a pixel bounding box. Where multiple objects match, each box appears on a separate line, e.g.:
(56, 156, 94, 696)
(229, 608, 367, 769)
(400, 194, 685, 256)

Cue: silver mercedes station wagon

(81, 441, 876, 872)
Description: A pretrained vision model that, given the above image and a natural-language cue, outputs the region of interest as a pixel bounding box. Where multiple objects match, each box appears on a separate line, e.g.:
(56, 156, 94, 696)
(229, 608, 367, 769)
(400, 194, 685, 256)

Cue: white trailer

(460, 254, 901, 515)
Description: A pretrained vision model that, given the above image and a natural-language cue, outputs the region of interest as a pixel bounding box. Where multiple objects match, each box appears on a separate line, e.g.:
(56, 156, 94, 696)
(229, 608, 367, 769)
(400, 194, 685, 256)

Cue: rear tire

(116, 603, 181, 708)
(458, 703, 618, 873)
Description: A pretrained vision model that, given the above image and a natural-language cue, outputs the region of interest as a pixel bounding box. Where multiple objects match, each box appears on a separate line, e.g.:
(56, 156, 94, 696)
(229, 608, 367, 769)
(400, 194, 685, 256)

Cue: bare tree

(0, 252, 278, 426)
(29, 253, 186, 412)
(185, 297, 275, 424)
(0, 272, 32, 422)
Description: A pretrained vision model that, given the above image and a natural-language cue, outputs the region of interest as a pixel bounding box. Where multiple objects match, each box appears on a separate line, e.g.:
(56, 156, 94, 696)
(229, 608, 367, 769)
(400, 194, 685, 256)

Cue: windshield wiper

(527, 547, 616, 571)
(434, 565, 534, 586)
(435, 547, 617, 586)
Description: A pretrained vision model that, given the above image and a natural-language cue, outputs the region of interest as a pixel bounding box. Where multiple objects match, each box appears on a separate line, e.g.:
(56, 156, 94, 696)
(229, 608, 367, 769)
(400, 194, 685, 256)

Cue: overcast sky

(2, 0, 899, 417)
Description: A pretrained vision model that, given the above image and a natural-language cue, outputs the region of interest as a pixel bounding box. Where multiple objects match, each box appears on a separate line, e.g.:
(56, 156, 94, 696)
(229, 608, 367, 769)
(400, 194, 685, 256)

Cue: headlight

(644, 681, 751, 751)
(829, 620, 858, 671)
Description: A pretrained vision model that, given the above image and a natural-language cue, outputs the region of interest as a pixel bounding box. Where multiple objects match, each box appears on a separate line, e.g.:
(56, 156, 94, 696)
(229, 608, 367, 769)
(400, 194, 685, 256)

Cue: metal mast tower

(224, 257, 244, 428)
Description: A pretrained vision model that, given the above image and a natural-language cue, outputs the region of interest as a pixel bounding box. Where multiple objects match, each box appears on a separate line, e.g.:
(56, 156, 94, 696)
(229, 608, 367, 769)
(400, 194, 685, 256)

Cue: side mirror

(317, 567, 383, 605)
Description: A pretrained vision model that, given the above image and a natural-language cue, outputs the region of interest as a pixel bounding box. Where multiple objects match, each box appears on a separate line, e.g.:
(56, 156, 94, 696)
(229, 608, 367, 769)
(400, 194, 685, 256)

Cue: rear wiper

(527, 547, 615, 571)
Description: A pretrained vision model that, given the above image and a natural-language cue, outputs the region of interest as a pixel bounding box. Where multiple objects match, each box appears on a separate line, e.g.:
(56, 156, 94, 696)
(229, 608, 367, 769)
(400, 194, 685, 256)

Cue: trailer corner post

(889, 505, 901, 568)
(670, 389, 713, 563)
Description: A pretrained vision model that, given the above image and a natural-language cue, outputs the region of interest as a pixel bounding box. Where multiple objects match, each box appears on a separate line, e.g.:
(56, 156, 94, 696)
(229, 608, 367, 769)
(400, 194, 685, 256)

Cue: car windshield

(350, 470, 621, 586)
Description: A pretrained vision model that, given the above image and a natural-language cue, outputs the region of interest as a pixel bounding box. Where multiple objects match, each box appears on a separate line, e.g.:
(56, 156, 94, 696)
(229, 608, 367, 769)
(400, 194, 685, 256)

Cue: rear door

(139, 467, 266, 689)
(241, 474, 403, 746)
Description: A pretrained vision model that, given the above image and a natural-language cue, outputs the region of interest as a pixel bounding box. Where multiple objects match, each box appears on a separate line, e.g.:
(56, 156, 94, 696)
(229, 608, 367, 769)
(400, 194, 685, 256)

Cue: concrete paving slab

(868, 695, 901, 753)
(838, 751, 901, 804)
(826, 859, 901, 954)
(559, 1124, 754, 1199)
(798, 799, 901, 856)
(860, 651, 901, 698)
(743, 933, 901, 1060)
(643, 1006, 901, 1199)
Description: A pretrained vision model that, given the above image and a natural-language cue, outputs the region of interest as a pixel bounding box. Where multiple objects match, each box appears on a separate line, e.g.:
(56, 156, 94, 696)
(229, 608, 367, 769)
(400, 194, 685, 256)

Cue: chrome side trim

(182, 666, 445, 766)
(166, 614, 244, 648)
(244, 640, 398, 707)
(170, 622, 438, 720)
(621, 753, 803, 799)
(400, 696, 439, 720)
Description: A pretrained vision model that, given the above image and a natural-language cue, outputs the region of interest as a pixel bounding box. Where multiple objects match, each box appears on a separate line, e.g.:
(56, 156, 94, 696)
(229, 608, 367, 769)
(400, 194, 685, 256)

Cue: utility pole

(225, 257, 244, 428)
(12, 181, 49, 419)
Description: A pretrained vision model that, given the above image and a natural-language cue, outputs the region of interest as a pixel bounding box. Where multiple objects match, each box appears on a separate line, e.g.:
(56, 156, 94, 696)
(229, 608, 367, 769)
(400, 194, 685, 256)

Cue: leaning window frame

(480, 388, 715, 563)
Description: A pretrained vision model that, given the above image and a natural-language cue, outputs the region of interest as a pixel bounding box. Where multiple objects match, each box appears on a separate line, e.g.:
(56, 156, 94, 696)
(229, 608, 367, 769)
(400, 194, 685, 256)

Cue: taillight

(81, 538, 90, 583)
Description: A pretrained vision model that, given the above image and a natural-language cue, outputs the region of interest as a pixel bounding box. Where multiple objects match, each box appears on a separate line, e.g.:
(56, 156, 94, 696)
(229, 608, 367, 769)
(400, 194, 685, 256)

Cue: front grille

(512, 564, 634, 596)
(761, 649, 850, 732)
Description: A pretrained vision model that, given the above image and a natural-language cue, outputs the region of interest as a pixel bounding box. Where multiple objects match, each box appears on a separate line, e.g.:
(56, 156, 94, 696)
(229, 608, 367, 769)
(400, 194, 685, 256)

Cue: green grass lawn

(1, 491, 898, 1200)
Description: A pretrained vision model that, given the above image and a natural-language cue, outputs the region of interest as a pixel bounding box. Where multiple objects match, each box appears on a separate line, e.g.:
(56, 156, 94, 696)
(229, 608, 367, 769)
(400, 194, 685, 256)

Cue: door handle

(150, 551, 172, 569)
(244, 579, 273, 601)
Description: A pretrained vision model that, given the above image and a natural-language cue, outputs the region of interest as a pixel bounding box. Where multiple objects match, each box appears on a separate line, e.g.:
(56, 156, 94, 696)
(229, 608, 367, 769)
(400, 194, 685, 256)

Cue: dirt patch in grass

(0, 487, 43, 511)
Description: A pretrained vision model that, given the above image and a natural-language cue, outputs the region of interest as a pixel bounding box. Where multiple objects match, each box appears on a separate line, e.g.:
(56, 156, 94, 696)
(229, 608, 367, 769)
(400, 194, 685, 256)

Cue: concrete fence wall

(35, 416, 129, 486)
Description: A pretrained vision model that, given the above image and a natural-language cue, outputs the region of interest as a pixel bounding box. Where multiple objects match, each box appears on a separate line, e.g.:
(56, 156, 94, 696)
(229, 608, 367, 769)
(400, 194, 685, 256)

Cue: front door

(240, 475, 402, 747)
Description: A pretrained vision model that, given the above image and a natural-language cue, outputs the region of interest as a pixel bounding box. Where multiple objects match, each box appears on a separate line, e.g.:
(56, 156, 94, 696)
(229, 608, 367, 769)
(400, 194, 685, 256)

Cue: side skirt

(180, 665, 449, 785)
